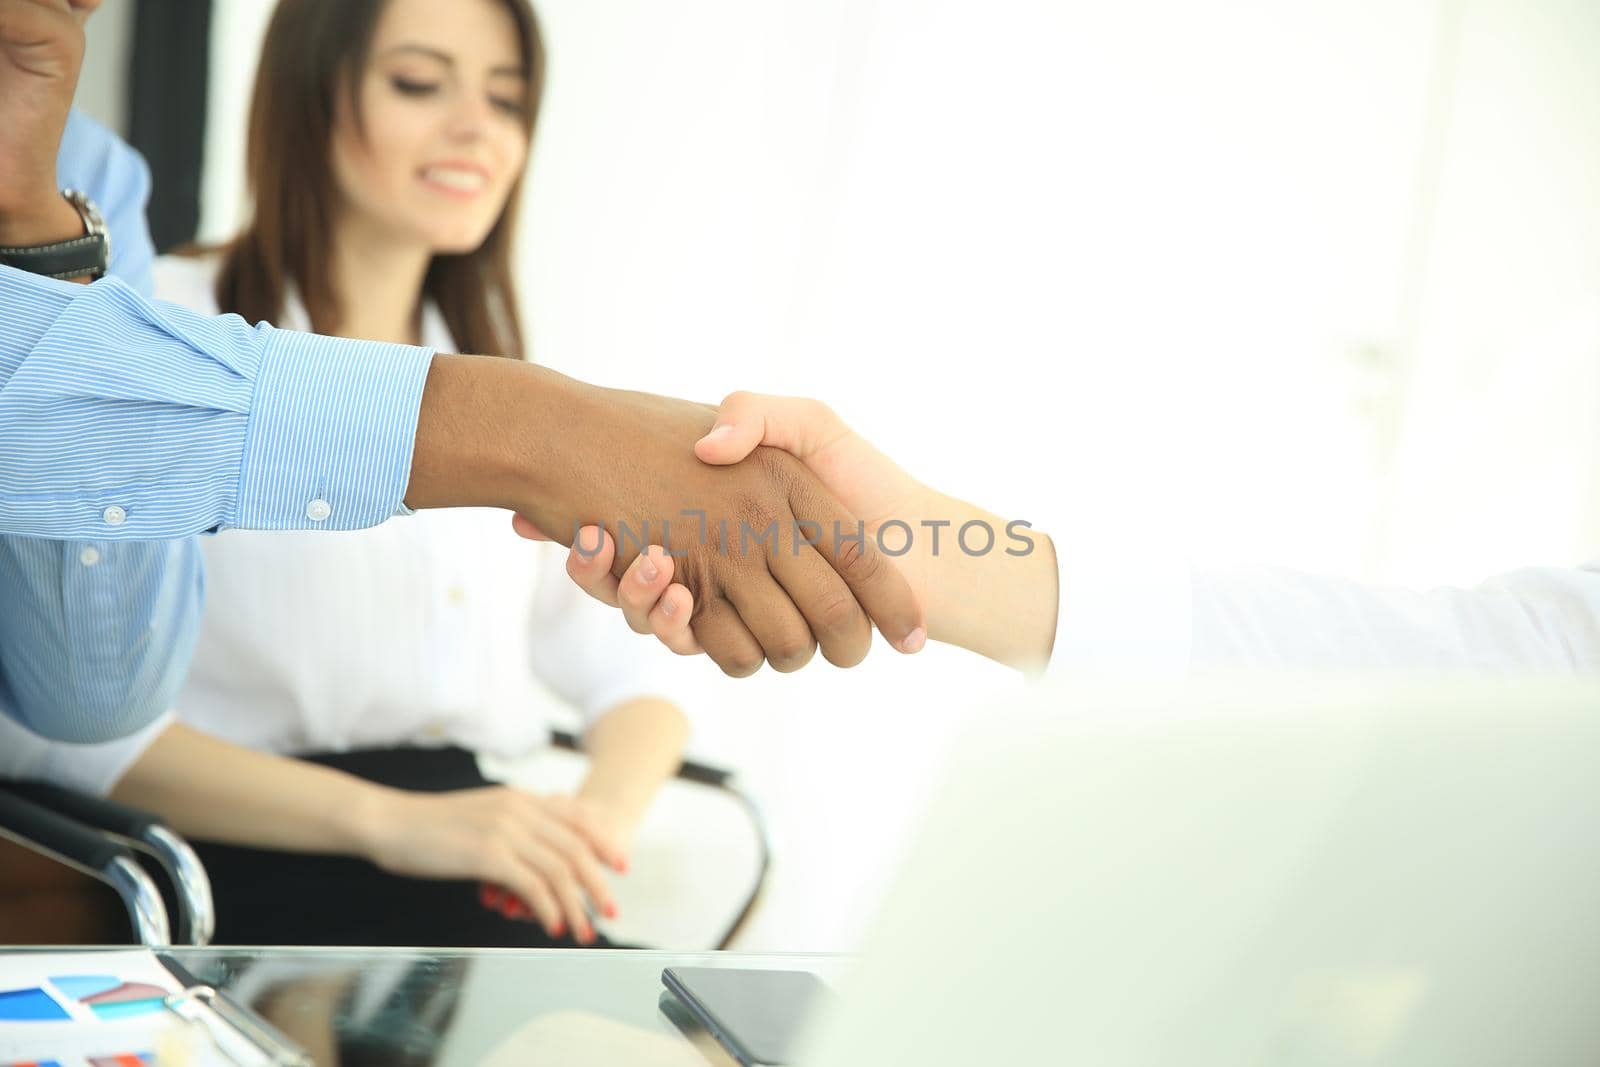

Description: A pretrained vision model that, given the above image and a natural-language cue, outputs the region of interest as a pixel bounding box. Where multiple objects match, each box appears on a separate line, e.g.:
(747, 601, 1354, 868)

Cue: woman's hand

(693, 392, 932, 534)
(537, 392, 1060, 671)
(357, 785, 627, 944)
(569, 793, 643, 858)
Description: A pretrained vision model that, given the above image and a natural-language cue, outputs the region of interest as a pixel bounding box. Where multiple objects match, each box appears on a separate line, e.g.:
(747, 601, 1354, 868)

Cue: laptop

(801, 675, 1600, 1065)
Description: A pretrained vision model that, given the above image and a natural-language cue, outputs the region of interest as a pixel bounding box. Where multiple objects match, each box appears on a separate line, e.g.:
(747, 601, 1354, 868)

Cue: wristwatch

(0, 189, 111, 281)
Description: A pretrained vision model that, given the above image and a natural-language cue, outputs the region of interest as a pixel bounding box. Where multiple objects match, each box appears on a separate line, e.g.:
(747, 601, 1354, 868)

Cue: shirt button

(421, 720, 449, 740)
(79, 547, 102, 567)
(305, 498, 332, 523)
(102, 505, 126, 526)
(447, 586, 468, 606)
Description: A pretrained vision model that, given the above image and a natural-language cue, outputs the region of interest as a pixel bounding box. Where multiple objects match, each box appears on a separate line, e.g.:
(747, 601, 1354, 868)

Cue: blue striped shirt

(0, 112, 433, 742)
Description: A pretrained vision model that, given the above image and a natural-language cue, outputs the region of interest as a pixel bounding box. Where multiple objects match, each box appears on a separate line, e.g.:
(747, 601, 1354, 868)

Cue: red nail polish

(551, 921, 566, 938)
(604, 902, 618, 920)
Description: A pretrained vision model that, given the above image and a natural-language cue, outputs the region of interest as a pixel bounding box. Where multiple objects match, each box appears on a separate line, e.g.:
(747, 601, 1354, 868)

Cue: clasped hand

(519, 392, 933, 658)
(419, 359, 928, 675)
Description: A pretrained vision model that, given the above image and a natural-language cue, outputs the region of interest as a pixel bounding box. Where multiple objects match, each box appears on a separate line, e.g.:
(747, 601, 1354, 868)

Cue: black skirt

(190, 745, 613, 948)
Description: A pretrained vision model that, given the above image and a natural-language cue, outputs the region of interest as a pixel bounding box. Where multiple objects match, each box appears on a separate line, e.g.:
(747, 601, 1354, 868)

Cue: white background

(85, 0, 1600, 950)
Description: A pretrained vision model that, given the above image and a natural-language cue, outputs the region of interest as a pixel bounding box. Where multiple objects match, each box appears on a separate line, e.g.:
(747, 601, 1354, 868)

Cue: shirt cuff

(1046, 526, 1195, 679)
(234, 326, 433, 531)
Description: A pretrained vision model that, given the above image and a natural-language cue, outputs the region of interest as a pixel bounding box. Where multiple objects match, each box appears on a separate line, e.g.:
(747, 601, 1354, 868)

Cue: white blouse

(0, 255, 672, 793)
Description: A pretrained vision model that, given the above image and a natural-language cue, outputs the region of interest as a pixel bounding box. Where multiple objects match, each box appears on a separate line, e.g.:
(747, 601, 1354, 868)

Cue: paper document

(0, 951, 232, 1067)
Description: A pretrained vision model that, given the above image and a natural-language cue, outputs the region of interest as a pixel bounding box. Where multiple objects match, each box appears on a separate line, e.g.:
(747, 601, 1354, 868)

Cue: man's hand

(406, 359, 926, 676)
(0, 0, 98, 244)
(553, 392, 934, 648)
(551, 392, 1062, 672)
(535, 392, 935, 649)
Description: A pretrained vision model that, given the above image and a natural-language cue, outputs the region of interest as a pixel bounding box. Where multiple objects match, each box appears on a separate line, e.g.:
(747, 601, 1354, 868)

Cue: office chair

(0, 781, 214, 946)
(1, 744, 764, 950)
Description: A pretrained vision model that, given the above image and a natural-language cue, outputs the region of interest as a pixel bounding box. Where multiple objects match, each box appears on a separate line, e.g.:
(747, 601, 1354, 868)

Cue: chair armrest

(4, 780, 160, 839)
(2, 782, 211, 945)
(0, 786, 126, 872)
(0, 786, 172, 945)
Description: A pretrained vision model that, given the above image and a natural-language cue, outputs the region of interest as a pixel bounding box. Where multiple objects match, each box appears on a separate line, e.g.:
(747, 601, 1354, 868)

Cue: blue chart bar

(0, 986, 71, 1021)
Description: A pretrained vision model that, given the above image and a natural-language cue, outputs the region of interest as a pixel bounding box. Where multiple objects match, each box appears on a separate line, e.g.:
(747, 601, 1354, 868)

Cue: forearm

(403, 354, 536, 512)
(402, 355, 643, 539)
(576, 698, 689, 834)
(108, 722, 393, 856)
(917, 491, 1059, 672)
(405, 354, 597, 522)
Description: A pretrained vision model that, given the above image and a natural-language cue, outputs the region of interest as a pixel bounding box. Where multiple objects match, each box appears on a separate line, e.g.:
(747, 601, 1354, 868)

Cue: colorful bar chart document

(0, 951, 230, 1067)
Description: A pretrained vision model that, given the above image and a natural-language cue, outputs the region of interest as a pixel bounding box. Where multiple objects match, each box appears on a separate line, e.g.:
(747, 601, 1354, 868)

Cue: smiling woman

(214, 0, 543, 357)
(14, 0, 702, 952)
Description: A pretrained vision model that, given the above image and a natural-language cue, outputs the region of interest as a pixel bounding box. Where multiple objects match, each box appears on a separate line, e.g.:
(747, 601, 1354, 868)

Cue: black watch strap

(0, 230, 110, 281)
(0, 189, 111, 281)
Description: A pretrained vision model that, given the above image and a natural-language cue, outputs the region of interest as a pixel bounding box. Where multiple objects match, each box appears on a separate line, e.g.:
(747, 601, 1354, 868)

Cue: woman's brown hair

(214, 0, 543, 359)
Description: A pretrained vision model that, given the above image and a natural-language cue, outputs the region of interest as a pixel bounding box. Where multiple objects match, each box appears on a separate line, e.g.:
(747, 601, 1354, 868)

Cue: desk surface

(160, 946, 846, 1066)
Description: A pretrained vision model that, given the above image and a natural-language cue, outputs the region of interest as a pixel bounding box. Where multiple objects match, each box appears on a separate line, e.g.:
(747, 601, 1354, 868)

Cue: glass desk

(9, 946, 849, 1066)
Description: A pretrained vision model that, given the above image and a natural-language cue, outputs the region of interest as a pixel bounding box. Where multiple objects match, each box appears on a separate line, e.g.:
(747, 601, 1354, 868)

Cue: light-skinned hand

(535, 392, 1060, 671)
(358, 784, 626, 945)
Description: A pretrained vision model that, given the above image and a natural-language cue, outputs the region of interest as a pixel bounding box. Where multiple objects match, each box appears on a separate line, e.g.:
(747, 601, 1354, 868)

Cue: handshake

(409, 360, 1060, 675)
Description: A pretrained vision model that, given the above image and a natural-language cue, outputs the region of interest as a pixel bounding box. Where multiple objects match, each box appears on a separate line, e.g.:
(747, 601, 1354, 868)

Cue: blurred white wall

(199, 0, 278, 241)
(194, 0, 1600, 950)
(79, 0, 135, 134)
(1380, 0, 1600, 585)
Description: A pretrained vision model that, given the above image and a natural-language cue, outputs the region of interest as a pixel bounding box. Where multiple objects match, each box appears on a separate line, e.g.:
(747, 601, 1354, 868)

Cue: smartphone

(661, 966, 833, 1066)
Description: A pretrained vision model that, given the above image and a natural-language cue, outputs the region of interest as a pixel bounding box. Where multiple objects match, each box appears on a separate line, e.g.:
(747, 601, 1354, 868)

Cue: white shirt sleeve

(1047, 541, 1600, 676)
(1187, 562, 1600, 673)
(0, 709, 173, 796)
(525, 551, 678, 727)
